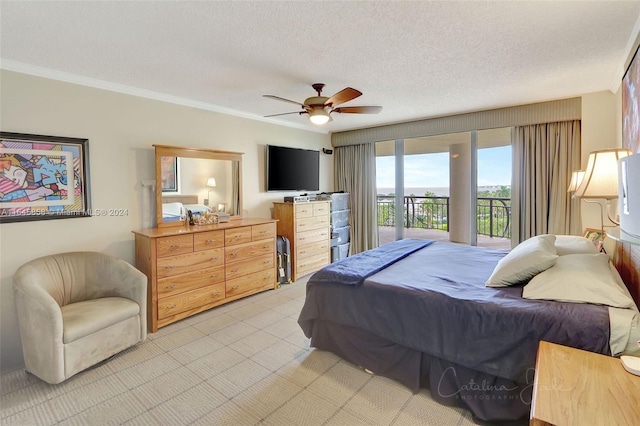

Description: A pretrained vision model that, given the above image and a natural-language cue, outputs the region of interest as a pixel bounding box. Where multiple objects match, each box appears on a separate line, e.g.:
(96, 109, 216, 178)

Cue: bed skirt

(308, 319, 531, 424)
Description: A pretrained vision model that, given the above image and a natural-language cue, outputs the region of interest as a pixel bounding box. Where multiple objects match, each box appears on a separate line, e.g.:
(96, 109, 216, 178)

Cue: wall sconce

(205, 177, 216, 206)
(573, 148, 632, 229)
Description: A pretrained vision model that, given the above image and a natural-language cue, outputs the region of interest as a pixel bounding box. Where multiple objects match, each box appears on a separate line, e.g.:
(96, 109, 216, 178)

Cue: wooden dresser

(133, 218, 277, 332)
(273, 201, 331, 281)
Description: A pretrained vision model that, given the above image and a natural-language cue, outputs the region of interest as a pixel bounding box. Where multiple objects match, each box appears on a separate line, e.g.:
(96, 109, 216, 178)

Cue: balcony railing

(377, 195, 511, 239)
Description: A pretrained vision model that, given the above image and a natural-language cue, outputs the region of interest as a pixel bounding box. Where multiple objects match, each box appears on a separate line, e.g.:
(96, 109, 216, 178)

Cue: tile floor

(1, 276, 475, 425)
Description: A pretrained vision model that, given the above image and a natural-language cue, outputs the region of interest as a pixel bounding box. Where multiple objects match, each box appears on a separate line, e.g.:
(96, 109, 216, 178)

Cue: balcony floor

(378, 226, 511, 250)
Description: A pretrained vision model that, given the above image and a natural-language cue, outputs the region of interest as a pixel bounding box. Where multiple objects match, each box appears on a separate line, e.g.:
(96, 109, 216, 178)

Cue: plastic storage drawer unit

(332, 225, 350, 245)
(330, 209, 350, 228)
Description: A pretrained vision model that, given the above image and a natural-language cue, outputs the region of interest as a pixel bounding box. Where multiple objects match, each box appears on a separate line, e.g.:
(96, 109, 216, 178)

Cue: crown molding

(0, 59, 328, 134)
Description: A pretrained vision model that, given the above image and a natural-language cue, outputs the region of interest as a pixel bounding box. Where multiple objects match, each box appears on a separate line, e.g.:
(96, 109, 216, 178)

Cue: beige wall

(580, 91, 621, 234)
(0, 70, 332, 371)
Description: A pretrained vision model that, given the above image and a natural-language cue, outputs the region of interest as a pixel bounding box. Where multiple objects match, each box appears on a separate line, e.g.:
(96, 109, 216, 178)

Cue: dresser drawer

(295, 203, 313, 218)
(157, 248, 224, 278)
(225, 238, 275, 264)
(226, 269, 275, 298)
(226, 253, 274, 280)
(156, 235, 193, 258)
(157, 283, 225, 320)
(157, 266, 225, 298)
(225, 226, 252, 246)
(296, 252, 329, 277)
(296, 215, 329, 232)
(194, 230, 225, 251)
(252, 223, 276, 241)
(296, 227, 330, 246)
(296, 239, 330, 259)
(313, 202, 330, 216)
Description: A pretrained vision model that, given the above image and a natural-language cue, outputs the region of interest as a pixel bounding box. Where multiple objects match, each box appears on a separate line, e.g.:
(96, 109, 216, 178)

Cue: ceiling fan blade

(332, 106, 382, 114)
(325, 87, 362, 107)
(263, 95, 306, 107)
(264, 111, 304, 118)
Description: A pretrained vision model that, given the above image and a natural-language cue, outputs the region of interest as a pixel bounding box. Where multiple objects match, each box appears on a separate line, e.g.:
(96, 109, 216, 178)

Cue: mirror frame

(154, 144, 243, 228)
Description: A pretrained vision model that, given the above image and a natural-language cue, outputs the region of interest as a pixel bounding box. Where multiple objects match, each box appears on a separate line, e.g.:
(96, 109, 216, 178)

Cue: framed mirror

(154, 144, 243, 228)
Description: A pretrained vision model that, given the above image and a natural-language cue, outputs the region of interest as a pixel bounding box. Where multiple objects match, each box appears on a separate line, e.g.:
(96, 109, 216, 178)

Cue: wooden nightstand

(530, 341, 640, 426)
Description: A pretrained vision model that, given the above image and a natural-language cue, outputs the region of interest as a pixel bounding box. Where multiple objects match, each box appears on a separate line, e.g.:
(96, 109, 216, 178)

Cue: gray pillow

(522, 253, 635, 308)
(486, 234, 558, 287)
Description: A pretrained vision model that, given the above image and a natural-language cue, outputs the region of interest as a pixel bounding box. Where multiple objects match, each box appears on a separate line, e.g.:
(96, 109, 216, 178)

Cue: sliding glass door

(375, 128, 511, 249)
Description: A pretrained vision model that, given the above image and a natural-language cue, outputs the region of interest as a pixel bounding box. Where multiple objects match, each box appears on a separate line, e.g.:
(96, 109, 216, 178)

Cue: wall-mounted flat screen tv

(266, 145, 319, 192)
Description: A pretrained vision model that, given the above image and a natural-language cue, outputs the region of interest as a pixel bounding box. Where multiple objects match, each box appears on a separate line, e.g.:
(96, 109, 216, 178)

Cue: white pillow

(555, 235, 599, 256)
(486, 234, 558, 287)
(162, 202, 183, 217)
(522, 253, 635, 308)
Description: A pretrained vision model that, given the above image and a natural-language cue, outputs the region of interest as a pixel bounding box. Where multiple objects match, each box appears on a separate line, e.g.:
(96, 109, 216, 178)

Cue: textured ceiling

(1, 1, 639, 134)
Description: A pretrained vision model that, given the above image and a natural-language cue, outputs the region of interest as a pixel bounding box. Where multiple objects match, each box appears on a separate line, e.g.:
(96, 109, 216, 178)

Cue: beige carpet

(1, 276, 475, 425)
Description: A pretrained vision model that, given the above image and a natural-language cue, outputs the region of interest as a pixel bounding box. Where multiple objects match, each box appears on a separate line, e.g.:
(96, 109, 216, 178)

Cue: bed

(297, 237, 640, 423)
(161, 195, 212, 223)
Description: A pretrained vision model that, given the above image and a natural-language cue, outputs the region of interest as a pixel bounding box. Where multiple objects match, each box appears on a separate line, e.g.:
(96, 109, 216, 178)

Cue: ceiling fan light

(309, 108, 330, 125)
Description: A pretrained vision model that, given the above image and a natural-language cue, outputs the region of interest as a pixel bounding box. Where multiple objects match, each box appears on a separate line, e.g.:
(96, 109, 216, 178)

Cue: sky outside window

(376, 145, 511, 194)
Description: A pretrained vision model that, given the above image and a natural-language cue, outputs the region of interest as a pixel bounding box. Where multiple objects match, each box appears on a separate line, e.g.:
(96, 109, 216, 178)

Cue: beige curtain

(335, 143, 379, 254)
(512, 120, 581, 244)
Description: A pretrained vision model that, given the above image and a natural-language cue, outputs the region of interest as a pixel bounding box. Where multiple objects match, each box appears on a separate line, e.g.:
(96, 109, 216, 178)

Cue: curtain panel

(512, 120, 581, 244)
(334, 143, 379, 254)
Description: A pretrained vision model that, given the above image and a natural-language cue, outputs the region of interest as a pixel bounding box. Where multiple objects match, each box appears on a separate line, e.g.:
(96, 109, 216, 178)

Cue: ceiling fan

(263, 83, 382, 125)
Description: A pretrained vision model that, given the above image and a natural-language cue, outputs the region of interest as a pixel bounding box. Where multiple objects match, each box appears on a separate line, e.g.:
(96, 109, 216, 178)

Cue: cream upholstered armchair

(13, 252, 147, 384)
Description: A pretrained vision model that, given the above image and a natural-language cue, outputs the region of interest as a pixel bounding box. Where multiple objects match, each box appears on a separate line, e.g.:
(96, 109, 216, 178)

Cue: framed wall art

(622, 43, 640, 154)
(0, 132, 91, 223)
(160, 156, 180, 194)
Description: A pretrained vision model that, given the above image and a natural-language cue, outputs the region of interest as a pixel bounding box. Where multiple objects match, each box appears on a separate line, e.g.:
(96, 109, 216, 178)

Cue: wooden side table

(530, 341, 640, 425)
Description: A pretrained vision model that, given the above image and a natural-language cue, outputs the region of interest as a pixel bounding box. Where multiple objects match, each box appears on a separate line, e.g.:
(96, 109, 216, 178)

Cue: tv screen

(266, 145, 320, 191)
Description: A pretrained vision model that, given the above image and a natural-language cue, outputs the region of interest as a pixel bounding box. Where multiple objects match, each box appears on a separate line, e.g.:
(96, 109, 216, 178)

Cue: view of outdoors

(376, 134, 512, 248)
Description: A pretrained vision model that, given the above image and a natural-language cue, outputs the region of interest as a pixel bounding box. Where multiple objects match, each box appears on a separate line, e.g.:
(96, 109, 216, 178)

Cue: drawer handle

(164, 265, 176, 270)
(263, 260, 270, 265)
(170, 244, 181, 250)
(214, 292, 221, 297)
(300, 224, 306, 227)
(232, 286, 240, 290)
(166, 284, 176, 289)
(229, 253, 238, 259)
(168, 304, 176, 309)
(210, 257, 218, 261)
(300, 250, 306, 254)
(211, 274, 220, 279)
(231, 268, 239, 273)
(259, 230, 267, 234)
(205, 239, 215, 244)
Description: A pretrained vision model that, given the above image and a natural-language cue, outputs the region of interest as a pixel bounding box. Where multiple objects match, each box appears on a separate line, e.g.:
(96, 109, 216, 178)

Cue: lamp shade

(206, 177, 217, 188)
(309, 108, 330, 125)
(574, 148, 631, 199)
(567, 170, 585, 193)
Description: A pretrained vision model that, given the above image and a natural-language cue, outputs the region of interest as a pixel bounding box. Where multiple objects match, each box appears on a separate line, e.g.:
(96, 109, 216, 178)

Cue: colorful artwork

(0, 132, 91, 223)
(623, 44, 640, 154)
(161, 156, 180, 193)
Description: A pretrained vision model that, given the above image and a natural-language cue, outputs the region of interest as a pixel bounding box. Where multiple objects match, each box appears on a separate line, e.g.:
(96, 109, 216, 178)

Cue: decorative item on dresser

(273, 200, 331, 281)
(133, 218, 277, 332)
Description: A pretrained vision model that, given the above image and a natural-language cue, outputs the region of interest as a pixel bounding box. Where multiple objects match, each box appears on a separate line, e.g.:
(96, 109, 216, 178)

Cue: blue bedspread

(310, 238, 433, 287)
(298, 240, 610, 383)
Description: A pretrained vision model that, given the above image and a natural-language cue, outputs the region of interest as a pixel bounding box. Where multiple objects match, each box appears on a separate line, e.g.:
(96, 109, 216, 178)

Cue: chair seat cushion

(61, 297, 140, 344)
